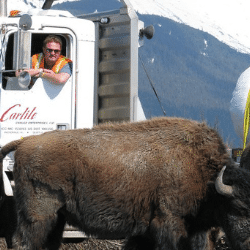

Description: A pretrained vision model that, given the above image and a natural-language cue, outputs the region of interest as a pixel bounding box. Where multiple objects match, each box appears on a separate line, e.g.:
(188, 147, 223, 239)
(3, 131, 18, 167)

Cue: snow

(132, 0, 250, 54)
(230, 67, 250, 143)
(7, 0, 250, 55)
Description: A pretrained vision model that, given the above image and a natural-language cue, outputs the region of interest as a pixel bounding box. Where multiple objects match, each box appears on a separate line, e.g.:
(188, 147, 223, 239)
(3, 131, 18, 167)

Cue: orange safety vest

(10, 10, 21, 16)
(32, 53, 72, 74)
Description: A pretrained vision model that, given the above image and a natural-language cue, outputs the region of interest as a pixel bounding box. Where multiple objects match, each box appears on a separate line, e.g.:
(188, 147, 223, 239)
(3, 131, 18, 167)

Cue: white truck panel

(75, 40, 95, 129)
(0, 77, 73, 145)
(27, 15, 95, 42)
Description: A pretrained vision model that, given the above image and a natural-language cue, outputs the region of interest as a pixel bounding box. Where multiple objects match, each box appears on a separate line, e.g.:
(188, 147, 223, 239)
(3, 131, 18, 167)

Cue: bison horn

(215, 166, 233, 197)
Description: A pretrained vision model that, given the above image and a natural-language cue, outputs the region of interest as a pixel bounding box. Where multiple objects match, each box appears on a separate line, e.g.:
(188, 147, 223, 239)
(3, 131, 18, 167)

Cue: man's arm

(15, 68, 42, 78)
(41, 69, 70, 84)
(16, 61, 72, 85)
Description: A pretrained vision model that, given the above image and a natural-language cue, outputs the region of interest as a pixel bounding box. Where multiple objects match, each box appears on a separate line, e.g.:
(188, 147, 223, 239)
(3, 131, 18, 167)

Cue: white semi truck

(0, 0, 153, 243)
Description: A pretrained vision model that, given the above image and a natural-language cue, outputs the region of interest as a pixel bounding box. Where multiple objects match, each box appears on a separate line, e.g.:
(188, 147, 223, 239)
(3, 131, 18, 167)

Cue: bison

(0, 117, 250, 250)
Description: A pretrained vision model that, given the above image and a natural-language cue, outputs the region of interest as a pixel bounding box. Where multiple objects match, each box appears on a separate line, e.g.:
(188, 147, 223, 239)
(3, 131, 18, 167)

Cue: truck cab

(0, 0, 151, 241)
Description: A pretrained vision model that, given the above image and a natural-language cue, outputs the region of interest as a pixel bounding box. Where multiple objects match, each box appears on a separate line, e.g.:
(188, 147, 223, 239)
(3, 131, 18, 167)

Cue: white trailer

(0, 0, 153, 242)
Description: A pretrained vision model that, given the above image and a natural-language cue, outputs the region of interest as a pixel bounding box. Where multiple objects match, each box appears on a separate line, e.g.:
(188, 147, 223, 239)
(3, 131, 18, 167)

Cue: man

(16, 35, 72, 85)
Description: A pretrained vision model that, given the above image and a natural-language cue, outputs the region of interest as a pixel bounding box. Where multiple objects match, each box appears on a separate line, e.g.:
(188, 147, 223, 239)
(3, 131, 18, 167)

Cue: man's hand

(16, 69, 41, 78)
(42, 69, 54, 77)
(42, 69, 70, 84)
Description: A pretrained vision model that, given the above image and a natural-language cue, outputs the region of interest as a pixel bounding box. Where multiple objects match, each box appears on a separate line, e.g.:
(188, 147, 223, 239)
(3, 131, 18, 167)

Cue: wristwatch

(39, 69, 43, 77)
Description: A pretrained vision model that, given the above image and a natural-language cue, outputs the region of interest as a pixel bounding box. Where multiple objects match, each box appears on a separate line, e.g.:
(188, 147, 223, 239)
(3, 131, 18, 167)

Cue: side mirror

(18, 71, 31, 88)
(14, 14, 32, 70)
(140, 25, 155, 40)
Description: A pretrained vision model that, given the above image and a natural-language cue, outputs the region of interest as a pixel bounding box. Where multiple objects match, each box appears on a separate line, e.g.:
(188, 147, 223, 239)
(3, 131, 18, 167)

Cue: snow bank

(230, 67, 250, 144)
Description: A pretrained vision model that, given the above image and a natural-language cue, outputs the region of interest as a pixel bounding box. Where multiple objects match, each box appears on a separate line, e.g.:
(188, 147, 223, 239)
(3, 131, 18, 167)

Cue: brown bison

(0, 117, 250, 250)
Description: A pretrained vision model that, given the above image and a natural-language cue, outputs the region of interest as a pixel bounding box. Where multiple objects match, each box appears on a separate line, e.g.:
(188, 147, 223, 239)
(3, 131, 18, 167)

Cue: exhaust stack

(0, 0, 7, 17)
(42, 0, 56, 10)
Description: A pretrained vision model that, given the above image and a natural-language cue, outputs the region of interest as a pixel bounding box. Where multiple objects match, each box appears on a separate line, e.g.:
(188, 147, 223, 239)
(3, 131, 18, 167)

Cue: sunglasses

(46, 48, 61, 54)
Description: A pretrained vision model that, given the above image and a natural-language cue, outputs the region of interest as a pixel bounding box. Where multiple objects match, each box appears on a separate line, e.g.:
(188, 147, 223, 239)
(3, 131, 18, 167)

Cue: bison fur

(1, 117, 250, 250)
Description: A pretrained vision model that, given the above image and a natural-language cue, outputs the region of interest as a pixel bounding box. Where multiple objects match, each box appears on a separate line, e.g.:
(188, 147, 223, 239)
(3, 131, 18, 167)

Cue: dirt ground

(0, 237, 230, 249)
(0, 238, 124, 250)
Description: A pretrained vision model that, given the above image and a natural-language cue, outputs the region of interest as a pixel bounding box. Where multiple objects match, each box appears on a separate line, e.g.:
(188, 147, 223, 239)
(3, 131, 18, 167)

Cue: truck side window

(2, 34, 69, 90)
(2, 33, 15, 89)
(5, 33, 14, 71)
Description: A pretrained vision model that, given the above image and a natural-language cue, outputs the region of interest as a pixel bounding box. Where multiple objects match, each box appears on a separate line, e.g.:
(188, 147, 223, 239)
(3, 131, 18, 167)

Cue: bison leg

(43, 211, 66, 250)
(13, 182, 65, 250)
(190, 230, 216, 250)
(124, 212, 192, 250)
(13, 208, 65, 250)
(13, 217, 51, 250)
(0, 196, 17, 249)
(123, 235, 156, 250)
(13, 214, 64, 250)
(148, 213, 192, 250)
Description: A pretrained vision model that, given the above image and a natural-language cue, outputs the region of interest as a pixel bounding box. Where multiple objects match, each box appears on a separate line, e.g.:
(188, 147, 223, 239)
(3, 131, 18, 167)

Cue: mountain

(7, 0, 250, 148)
(138, 14, 250, 147)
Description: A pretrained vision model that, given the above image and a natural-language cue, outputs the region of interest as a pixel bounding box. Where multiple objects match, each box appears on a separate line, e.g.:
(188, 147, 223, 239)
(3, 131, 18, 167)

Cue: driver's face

(43, 42, 61, 66)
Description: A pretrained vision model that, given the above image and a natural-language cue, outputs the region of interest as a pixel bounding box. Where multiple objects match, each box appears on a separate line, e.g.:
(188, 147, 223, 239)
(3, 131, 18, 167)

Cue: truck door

(0, 32, 75, 145)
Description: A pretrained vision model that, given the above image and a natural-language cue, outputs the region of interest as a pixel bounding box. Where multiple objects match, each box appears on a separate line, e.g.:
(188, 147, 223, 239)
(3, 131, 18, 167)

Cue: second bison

(1, 117, 250, 250)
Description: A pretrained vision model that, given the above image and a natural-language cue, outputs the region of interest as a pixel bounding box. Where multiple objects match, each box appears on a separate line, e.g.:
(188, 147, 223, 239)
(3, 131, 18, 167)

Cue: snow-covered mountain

(9, 0, 250, 54)
(6, 0, 250, 148)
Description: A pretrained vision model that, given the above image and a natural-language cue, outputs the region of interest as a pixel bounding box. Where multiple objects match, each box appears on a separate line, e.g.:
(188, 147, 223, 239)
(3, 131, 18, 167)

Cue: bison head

(215, 165, 250, 250)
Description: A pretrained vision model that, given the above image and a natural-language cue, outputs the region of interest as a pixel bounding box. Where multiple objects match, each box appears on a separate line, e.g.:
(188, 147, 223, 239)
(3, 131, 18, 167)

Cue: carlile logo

(0, 104, 37, 122)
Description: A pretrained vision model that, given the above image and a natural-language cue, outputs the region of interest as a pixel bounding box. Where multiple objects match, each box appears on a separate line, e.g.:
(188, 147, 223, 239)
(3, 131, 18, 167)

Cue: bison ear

(207, 181, 214, 187)
(206, 180, 217, 193)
